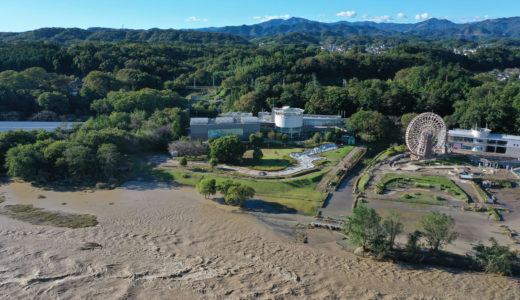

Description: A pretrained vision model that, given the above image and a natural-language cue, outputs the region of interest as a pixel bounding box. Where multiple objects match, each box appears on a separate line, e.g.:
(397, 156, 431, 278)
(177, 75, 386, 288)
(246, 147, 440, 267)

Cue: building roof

(448, 128, 520, 141)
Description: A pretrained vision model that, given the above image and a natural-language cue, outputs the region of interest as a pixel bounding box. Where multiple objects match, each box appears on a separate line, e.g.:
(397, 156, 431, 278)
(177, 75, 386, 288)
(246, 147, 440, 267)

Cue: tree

(209, 158, 218, 168)
(419, 211, 458, 252)
(324, 131, 333, 142)
(281, 134, 289, 144)
(312, 132, 322, 144)
(267, 131, 276, 140)
(5, 144, 44, 181)
(97, 143, 121, 180)
(473, 238, 518, 275)
(179, 157, 188, 167)
(405, 230, 424, 263)
(249, 132, 264, 148)
(400, 113, 418, 131)
(382, 210, 404, 250)
(217, 179, 239, 196)
(36, 92, 69, 114)
(344, 203, 381, 252)
(62, 144, 95, 180)
(209, 136, 246, 163)
(225, 185, 255, 207)
(349, 110, 393, 143)
(196, 178, 216, 199)
(252, 148, 263, 161)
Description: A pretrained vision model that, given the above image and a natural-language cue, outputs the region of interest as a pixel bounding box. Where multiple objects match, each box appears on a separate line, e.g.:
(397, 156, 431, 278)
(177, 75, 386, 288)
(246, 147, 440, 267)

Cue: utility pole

(193, 78, 196, 89)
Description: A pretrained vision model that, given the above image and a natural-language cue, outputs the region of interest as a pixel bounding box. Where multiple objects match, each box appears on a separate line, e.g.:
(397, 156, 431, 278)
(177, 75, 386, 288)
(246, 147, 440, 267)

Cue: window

(486, 146, 495, 153)
(496, 140, 507, 146)
(496, 147, 506, 154)
(488, 140, 497, 145)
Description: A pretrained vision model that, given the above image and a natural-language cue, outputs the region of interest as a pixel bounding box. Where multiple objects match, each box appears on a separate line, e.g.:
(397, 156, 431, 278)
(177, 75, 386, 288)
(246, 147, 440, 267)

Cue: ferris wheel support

(405, 112, 447, 160)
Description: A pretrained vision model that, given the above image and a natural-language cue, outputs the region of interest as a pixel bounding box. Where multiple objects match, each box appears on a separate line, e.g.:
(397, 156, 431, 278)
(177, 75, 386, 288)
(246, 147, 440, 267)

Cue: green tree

(97, 143, 121, 180)
(217, 179, 239, 196)
(5, 144, 44, 181)
(63, 145, 95, 180)
(249, 132, 264, 148)
(179, 157, 188, 167)
(281, 134, 289, 144)
(473, 238, 518, 275)
(36, 92, 69, 114)
(196, 178, 216, 199)
(312, 132, 322, 144)
(209, 136, 246, 163)
(382, 210, 404, 250)
(252, 148, 263, 161)
(344, 203, 381, 252)
(349, 110, 393, 143)
(324, 131, 333, 142)
(225, 185, 255, 207)
(209, 157, 218, 168)
(419, 211, 458, 252)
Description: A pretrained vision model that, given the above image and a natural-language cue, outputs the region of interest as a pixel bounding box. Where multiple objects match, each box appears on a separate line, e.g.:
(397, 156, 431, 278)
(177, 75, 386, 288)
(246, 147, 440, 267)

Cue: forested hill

(0, 28, 250, 45)
(196, 17, 520, 40)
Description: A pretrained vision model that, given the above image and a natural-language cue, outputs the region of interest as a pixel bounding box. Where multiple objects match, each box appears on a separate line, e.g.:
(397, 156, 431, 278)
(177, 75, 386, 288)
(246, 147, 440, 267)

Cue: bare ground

(0, 181, 518, 299)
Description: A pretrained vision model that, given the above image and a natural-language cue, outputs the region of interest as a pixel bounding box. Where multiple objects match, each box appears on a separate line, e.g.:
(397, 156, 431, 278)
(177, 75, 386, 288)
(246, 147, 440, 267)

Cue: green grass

(0, 204, 98, 228)
(318, 145, 355, 165)
(398, 192, 449, 206)
(472, 181, 489, 202)
(416, 155, 472, 166)
(379, 173, 469, 202)
(241, 147, 302, 171)
(357, 173, 370, 192)
(149, 167, 329, 215)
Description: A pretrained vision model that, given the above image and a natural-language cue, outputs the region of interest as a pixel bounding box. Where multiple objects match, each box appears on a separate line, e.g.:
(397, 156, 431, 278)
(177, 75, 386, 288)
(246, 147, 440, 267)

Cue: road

(319, 166, 362, 219)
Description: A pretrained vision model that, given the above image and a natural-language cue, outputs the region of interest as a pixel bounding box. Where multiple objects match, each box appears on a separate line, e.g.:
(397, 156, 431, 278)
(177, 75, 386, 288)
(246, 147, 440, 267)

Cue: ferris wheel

(405, 112, 447, 158)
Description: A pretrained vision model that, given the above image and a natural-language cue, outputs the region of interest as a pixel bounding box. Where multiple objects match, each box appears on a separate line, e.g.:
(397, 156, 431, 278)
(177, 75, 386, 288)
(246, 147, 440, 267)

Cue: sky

(0, 0, 519, 32)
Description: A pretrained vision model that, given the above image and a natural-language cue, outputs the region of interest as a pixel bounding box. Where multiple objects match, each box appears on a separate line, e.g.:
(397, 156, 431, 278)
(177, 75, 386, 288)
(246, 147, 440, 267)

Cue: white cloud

(336, 11, 357, 18)
(457, 15, 490, 23)
(185, 16, 209, 22)
(396, 12, 407, 19)
(364, 15, 393, 23)
(255, 14, 291, 23)
(415, 13, 433, 20)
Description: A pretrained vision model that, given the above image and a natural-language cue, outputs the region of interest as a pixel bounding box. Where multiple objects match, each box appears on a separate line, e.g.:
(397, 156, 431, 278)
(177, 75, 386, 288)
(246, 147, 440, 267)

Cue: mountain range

(195, 17, 520, 39)
(1, 17, 520, 44)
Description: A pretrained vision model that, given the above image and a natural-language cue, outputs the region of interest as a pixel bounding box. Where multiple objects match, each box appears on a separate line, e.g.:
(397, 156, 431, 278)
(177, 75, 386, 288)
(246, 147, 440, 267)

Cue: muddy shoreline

(0, 180, 518, 299)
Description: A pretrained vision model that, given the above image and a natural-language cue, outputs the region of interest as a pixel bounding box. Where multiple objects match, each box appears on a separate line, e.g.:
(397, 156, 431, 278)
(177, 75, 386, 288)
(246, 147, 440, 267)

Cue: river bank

(0, 180, 518, 299)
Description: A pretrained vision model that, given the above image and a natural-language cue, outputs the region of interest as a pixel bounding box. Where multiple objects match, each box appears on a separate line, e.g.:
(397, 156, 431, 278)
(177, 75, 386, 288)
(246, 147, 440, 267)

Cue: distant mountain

(0, 28, 250, 44)
(195, 17, 520, 40)
(2, 17, 520, 45)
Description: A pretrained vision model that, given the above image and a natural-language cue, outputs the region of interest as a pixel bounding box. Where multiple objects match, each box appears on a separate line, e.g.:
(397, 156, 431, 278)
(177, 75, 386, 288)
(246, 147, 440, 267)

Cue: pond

(0, 121, 79, 133)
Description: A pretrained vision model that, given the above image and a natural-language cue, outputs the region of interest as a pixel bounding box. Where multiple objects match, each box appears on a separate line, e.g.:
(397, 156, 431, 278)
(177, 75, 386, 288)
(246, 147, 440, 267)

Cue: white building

(447, 128, 520, 158)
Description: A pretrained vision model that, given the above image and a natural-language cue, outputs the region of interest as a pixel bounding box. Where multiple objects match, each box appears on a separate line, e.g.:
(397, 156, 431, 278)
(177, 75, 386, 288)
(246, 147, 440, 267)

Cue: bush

(179, 157, 188, 167)
(405, 230, 424, 263)
(252, 148, 263, 161)
(473, 238, 518, 275)
(196, 178, 216, 199)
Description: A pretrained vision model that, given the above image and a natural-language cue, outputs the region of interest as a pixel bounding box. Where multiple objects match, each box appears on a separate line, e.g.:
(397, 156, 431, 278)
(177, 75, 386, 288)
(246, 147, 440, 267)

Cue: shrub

(179, 157, 188, 167)
(405, 230, 424, 263)
(224, 185, 255, 207)
(196, 178, 216, 199)
(473, 238, 518, 275)
(209, 158, 218, 168)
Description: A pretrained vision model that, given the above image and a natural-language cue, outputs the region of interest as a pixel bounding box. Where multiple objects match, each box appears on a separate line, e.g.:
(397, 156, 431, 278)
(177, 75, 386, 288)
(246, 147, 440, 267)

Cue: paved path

(316, 147, 363, 191)
(319, 167, 361, 219)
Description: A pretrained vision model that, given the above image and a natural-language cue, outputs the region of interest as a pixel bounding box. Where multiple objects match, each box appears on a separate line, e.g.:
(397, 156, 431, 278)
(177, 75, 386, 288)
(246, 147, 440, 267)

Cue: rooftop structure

(189, 107, 345, 141)
(447, 127, 520, 158)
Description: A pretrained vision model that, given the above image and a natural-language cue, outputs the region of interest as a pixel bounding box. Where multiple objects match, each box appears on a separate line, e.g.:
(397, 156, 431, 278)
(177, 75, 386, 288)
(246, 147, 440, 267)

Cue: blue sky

(0, 0, 519, 32)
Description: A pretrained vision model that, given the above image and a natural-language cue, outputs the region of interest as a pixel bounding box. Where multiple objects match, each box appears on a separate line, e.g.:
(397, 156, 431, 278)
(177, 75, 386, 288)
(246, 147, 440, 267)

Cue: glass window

(496, 140, 507, 146)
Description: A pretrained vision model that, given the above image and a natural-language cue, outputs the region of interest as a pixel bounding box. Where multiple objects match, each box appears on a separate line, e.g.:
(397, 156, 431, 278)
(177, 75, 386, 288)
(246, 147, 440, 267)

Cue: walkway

(319, 167, 362, 219)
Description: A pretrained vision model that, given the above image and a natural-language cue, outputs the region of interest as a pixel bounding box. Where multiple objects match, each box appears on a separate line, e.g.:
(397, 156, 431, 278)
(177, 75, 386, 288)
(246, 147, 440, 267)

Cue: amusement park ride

(405, 112, 447, 160)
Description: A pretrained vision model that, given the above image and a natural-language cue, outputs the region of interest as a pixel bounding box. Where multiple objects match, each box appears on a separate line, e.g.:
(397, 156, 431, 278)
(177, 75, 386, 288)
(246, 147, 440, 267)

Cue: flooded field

(0, 180, 518, 299)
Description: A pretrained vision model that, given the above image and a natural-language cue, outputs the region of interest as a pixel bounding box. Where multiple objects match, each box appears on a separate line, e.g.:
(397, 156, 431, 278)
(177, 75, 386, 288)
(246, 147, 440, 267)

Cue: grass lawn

(0, 204, 98, 228)
(378, 173, 469, 202)
(357, 173, 370, 192)
(416, 155, 472, 166)
(398, 192, 449, 206)
(319, 145, 355, 165)
(241, 147, 303, 171)
(149, 167, 329, 215)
